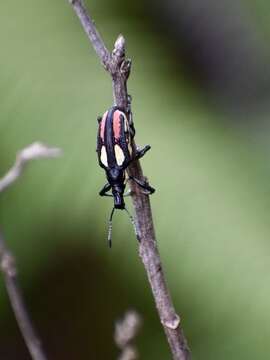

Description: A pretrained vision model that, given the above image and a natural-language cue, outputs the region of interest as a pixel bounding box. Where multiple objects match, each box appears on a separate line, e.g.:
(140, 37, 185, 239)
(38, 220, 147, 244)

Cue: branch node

(120, 59, 132, 79)
(162, 314, 181, 330)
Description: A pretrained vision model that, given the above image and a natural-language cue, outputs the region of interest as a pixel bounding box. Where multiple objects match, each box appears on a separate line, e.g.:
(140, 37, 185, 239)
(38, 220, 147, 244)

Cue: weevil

(96, 105, 155, 246)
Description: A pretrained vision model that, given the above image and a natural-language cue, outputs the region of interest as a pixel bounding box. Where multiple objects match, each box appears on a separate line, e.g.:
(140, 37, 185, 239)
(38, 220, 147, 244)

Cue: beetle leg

(129, 176, 155, 194)
(135, 145, 151, 160)
(127, 94, 132, 113)
(128, 111, 135, 138)
(99, 183, 113, 197)
(127, 95, 136, 138)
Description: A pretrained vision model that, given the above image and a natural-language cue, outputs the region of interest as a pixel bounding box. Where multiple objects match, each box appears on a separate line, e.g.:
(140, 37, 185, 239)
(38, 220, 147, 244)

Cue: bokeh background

(0, 0, 270, 359)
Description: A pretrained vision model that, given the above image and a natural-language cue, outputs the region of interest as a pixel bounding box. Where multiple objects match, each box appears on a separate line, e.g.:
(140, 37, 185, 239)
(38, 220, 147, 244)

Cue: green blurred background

(1, 0, 270, 359)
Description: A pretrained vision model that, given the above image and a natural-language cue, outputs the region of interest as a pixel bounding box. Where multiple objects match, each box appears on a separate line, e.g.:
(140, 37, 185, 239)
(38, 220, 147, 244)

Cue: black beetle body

(96, 106, 155, 246)
(97, 106, 134, 209)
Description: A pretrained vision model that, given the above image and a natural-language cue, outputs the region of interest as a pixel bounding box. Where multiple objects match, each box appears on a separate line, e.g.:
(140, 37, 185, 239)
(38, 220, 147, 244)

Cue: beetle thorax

(107, 168, 124, 184)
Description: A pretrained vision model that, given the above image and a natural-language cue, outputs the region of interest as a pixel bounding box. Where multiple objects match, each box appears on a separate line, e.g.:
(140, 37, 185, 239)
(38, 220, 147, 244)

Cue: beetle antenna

(108, 207, 115, 248)
(124, 207, 140, 242)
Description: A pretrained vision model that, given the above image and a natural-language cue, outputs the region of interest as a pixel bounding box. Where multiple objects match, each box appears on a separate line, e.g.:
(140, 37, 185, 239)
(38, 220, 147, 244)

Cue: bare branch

(0, 142, 62, 193)
(0, 232, 48, 360)
(0, 142, 61, 359)
(69, 0, 111, 69)
(68, 1, 191, 359)
(115, 311, 141, 360)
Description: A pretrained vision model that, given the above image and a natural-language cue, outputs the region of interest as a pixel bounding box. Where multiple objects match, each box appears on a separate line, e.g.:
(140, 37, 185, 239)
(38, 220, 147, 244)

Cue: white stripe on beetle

(114, 144, 125, 166)
(101, 146, 108, 167)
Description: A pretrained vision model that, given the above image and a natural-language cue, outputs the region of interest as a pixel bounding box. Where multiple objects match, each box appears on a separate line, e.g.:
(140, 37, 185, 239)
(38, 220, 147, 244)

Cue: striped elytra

(97, 107, 132, 170)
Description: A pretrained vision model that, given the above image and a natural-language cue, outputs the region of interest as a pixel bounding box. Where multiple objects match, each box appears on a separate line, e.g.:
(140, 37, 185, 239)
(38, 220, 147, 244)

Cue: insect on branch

(68, 1, 191, 359)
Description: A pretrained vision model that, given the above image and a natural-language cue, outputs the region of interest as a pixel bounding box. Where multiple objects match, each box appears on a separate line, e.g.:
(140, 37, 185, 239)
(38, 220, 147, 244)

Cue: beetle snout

(113, 192, 125, 209)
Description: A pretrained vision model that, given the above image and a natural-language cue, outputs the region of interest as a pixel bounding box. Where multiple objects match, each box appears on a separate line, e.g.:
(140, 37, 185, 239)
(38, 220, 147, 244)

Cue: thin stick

(69, 0, 111, 69)
(68, 1, 191, 359)
(0, 142, 61, 360)
(0, 232, 47, 360)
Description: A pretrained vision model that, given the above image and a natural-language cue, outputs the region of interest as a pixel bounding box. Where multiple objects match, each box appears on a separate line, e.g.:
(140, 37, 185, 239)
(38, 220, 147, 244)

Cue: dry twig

(0, 141, 61, 360)
(115, 310, 141, 360)
(0, 232, 48, 360)
(68, 1, 191, 359)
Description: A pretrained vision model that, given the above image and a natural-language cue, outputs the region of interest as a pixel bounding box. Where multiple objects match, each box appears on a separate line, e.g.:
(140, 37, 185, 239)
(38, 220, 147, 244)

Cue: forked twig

(0, 142, 61, 360)
(68, 1, 191, 359)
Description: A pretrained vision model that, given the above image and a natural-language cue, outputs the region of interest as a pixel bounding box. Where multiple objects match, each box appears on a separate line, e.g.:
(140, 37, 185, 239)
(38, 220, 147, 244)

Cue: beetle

(97, 105, 155, 246)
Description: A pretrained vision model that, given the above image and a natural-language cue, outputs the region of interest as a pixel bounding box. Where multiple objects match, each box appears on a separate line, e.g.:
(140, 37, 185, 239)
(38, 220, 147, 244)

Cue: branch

(0, 142, 62, 192)
(69, 0, 111, 69)
(68, 2, 191, 359)
(114, 310, 141, 360)
(0, 142, 61, 360)
(0, 232, 48, 360)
